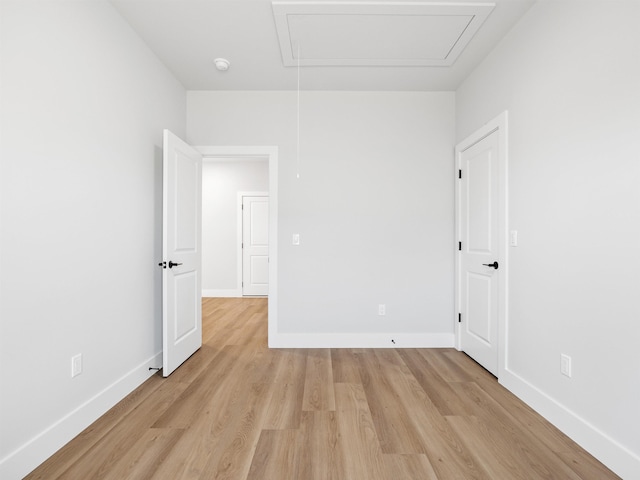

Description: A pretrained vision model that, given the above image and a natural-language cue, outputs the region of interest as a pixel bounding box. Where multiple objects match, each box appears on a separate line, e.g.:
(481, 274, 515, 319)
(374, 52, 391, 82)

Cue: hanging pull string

(296, 43, 301, 179)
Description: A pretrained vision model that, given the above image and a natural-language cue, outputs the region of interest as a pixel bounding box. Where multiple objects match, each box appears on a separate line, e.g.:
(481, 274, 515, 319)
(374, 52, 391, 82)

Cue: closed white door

(457, 128, 501, 376)
(242, 195, 269, 296)
(161, 130, 202, 377)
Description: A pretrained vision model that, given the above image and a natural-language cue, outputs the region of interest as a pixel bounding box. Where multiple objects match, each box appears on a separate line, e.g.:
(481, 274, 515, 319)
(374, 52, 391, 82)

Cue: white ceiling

(109, 0, 535, 91)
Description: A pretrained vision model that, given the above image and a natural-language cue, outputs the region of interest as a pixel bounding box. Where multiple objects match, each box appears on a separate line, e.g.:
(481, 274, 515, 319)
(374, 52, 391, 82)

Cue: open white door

(455, 112, 507, 377)
(242, 195, 269, 296)
(161, 130, 202, 377)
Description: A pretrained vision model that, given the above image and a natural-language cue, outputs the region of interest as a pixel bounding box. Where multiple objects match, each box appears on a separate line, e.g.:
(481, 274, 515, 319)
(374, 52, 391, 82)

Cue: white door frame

(454, 111, 509, 377)
(197, 146, 278, 344)
(238, 192, 269, 296)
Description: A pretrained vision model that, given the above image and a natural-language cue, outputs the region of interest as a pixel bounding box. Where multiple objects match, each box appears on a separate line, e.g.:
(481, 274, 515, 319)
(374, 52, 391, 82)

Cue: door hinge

(458, 313, 462, 323)
(458, 169, 462, 179)
(458, 241, 462, 251)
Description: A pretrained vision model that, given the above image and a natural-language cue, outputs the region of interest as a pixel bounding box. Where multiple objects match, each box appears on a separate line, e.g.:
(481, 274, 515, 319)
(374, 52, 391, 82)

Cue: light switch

(561, 354, 572, 378)
(71, 354, 82, 378)
(509, 230, 518, 247)
(292, 234, 300, 245)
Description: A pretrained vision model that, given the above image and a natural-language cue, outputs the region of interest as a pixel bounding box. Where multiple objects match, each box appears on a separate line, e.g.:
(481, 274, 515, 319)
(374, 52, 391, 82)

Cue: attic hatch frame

(272, 1, 495, 67)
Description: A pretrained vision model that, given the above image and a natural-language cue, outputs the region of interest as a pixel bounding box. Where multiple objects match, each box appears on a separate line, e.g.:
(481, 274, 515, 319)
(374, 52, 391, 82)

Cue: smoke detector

(214, 58, 230, 71)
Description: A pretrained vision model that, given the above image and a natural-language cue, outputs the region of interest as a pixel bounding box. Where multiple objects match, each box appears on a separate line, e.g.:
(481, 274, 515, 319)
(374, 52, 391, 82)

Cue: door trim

(238, 192, 269, 296)
(454, 111, 508, 377)
(197, 145, 278, 345)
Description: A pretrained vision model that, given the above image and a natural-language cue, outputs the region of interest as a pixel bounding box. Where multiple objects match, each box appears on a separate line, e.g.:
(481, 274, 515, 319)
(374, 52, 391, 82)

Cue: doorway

(455, 112, 508, 377)
(197, 146, 279, 340)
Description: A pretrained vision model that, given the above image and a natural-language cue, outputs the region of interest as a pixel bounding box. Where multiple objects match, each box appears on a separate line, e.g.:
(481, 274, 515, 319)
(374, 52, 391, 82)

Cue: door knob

(482, 261, 499, 269)
(168, 261, 183, 268)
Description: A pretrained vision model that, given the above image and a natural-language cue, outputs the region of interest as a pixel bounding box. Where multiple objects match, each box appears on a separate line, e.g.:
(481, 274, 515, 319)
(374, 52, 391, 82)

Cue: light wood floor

(27, 297, 619, 479)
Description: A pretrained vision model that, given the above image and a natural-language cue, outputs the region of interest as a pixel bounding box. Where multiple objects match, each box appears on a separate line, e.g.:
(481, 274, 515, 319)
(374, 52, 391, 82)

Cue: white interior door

(457, 128, 501, 376)
(161, 130, 202, 377)
(242, 195, 269, 296)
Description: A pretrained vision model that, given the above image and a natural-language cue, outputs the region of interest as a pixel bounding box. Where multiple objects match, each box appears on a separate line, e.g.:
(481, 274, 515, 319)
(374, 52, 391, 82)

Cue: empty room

(1, 0, 638, 478)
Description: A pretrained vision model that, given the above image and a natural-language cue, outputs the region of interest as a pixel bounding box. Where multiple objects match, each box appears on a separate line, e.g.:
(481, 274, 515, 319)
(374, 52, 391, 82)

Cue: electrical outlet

(292, 233, 300, 245)
(560, 354, 572, 377)
(378, 304, 386, 316)
(71, 354, 83, 378)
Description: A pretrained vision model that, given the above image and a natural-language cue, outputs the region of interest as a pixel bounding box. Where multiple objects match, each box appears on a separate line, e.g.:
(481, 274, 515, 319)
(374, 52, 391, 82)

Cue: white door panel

(242, 195, 269, 296)
(250, 256, 269, 285)
(458, 128, 500, 376)
(468, 148, 493, 253)
(174, 272, 198, 341)
(162, 130, 202, 377)
(466, 271, 494, 344)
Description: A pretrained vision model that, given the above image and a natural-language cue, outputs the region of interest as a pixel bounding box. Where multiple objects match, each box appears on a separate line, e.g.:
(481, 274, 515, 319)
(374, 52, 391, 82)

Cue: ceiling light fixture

(214, 58, 230, 71)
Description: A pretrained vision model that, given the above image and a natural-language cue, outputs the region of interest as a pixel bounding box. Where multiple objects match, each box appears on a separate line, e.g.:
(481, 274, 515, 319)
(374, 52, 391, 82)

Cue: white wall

(202, 160, 269, 296)
(189, 91, 456, 346)
(456, 1, 640, 477)
(0, 1, 186, 478)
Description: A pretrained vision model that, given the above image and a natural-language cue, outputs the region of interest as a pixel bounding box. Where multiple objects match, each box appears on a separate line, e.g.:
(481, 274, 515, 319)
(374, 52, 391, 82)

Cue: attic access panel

(272, 2, 495, 67)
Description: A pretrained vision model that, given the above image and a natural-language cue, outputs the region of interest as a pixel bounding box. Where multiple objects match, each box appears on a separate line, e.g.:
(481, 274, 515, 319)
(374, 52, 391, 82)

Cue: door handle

(482, 261, 499, 269)
(168, 261, 183, 268)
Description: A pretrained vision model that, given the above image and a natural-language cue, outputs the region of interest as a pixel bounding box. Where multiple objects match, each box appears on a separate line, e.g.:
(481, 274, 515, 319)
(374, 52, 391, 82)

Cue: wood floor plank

(334, 383, 387, 480)
(246, 429, 301, 480)
(297, 411, 344, 480)
(357, 351, 426, 454)
(150, 380, 270, 480)
(447, 415, 540, 480)
(397, 349, 473, 416)
(270, 348, 308, 385)
(98, 428, 185, 480)
(151, 346, 239, 429)
(383, 454, 439, 480)
(419, 348, 478, 383)
(334, 381, 369, 410)
(163, 344, 221, 385)
(555, 448, 622, 480)
(149, 347, 273, 477)
(201, 299, 257, 345)
(198, 381, 272, 480)
(245, 343, 286, 383)
(225, 310, 265, 347)
(261, 381, 304, 429)
(373, 349, 490, 479)
(302, 349, 336, 411)
(331, 348, 362, 383)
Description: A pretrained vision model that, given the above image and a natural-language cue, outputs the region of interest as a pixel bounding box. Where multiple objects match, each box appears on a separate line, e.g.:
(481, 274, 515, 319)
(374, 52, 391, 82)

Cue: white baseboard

(0, 352, 162, 480)
(500, 368, 640, 479)
(268, 332, 455, 349)
(202, 289, 242, 298)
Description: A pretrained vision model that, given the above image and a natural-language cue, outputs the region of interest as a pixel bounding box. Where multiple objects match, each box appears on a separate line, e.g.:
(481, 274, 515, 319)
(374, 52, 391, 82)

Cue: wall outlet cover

(71, 354, 83, 378)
